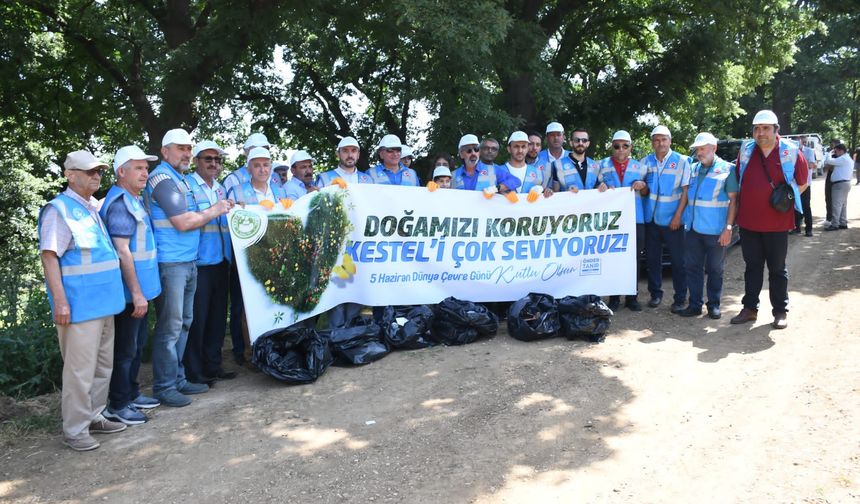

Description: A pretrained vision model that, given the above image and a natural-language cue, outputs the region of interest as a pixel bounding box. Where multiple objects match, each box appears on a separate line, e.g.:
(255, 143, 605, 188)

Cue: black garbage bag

(557, 295, 613, 342)
(251, 325, 333, 383)
(381, 305, 437, 350)
(321, 316, 389, 366)
(432, 297, 499, 345)
(507, 293, 561, 341)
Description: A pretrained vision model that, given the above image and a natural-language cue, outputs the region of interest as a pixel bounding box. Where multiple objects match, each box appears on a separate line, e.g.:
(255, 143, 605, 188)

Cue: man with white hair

(39, 150, 128, 450)
(185, 140, 236, 385)
(451, 134, 520, 192)
(730, 110, 808, 329)
(145, 128, 234, 407)
(640, 125, 691, 313)
(680, 133, 738, 319)
(535, 122, 568, 188)
(316, 137, 373, 187)
(222, 132, 281, 194)
(367, 134, 420, 186)
(99, 145, 162, 426)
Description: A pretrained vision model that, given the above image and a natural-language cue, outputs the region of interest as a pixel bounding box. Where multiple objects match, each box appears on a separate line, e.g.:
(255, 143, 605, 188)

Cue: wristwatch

(725, 224, 732, 231)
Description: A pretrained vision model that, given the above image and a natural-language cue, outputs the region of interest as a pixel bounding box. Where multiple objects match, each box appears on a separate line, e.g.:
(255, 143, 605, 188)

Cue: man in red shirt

(731, 110, 809, 329)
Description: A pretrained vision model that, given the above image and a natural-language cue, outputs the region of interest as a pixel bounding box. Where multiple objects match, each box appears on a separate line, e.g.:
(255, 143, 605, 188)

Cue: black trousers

(610, 223, 646, 303)
(824, 170, 833, 221)
(185, 260, 229, 380)
(794, 187, 812, 233)
(739, 228, 789, 316)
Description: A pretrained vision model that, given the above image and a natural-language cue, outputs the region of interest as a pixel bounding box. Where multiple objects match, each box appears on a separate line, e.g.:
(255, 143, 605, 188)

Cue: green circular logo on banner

(231, 209, 262, 239)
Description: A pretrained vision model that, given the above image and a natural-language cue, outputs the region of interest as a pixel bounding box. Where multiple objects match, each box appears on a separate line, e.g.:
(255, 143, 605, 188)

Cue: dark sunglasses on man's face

(82, 167, 105, 177)
(612, 143, 631, 150)
(572, 137, 590, 144)
(199, 156, 222, 163)
(463, 147, 480, 154)
(482, 145, 499, 151)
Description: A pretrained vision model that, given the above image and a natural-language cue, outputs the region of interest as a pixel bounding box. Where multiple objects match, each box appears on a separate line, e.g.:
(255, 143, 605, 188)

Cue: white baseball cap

(162, 128, 193, 147)
(458, 134, 480, 149)
(432, 166, 452, 179)
(650, 125, 671, 138)
(690, 132, 718, 148)
(64, 150, 109, 171)
(545, 122, 564, 134)
(247, 147, 271, 161)
(290, 150, 314, 166)
(611, 130, 632, 143)
(113, 145, 157, 171)
(337, 136, 360, 150)
(243, 132, 270, 150)
(752, 110, 779, 126)
(508, 131, 529, 144)
(192, 140, 226, 158)
(401, 145, 414, 158)
(376, 134, 403, 150)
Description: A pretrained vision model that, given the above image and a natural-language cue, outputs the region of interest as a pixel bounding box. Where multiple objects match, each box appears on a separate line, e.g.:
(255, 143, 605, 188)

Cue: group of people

(39, 109, 815, 451)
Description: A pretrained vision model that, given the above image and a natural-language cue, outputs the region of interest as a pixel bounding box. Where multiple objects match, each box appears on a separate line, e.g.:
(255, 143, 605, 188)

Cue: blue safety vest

(641, 150, 690, 226)
(738, 138, 803, 213)
(535, 149, 569, 188)
(223, 165, 282, 192)
(367, 164, 420, 186)
(99, 185, 162, 302)
(144, 161, 202, 263)
(452, 162, 499, 191)
(227, 180, 288, 204)
(508, 163, 546, 193)
(39, 194, 125, 323)
(315, 168, 372, 187)
(188, 173, 232, 266)
(553, 155, 606, 191)
(684, 156, 735, 235)
(599, 157, 647, 223)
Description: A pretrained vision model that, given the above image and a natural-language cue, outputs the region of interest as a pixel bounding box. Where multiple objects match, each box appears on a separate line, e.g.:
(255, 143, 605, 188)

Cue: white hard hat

(611, 130, 632, 143)
(113, 145, 157, 171)
(289, 149, 314, 166)
(243, 132, 270, 150)
(508, 131, 529, 144)
(545, 122, 564, 134)
(458, 134, 480, 149)
(650, 125, 671, 138)
(432, 166, 452, 179)
(752, 110, 779, 126)
(247, 147, 271, 161)
(690, 132, 718, 148)
(376, 134, 403, 150)
(161, 128, 193, 147)
(401, 145, 414, 158)
(192, 140, 226, 158)
(337, 136, 360, 150)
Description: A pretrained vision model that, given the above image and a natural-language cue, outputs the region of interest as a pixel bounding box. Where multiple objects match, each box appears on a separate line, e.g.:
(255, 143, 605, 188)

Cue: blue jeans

(684, 230, 726, 310)
(152, 262, 197, 395)
(108, 303, 149, 410)
(645, 222, 687, 304)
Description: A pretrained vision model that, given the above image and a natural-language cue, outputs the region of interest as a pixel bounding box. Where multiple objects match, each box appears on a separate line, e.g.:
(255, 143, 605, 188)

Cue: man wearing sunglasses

(536, 122, 568, 189)
(146, 128, 234, 407)
(451, 134, 521, 192)
(640, 125, 691, 313)
(184, 140, 237, 387)
(600, 130, 649, 312)
(367, 134, 420, 186)
(550, 128, 611, 193)
(39, 150, 127, 450)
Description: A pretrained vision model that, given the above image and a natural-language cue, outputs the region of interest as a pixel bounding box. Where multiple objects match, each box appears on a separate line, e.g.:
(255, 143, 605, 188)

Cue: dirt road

(2, 179, 858, 504)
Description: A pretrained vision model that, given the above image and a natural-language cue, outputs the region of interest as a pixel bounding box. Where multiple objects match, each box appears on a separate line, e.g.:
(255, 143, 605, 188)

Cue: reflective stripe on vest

(511, 163, 545, 193)
(642, 151, 688, 226)
(316, 169, 372, 187)
(555, 156, 603, 191)
(684, 157, 734, 235)
(452, 163, 498, 191)
(188, 173, 232, 265)
(367, 164, 420, 186)
(145, 162, 201, 263)
(100, 185, 162, 302)
(599, 157, 647, 223)
(738, 138, 803, 213)
(40, 194, 125, 323)
(229, 181, 287, 205)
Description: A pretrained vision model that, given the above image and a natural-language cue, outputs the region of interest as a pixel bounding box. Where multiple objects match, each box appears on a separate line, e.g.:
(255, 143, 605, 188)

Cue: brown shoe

(90, 416, 127, 434)
(730, 308, 758, 324)
(772, 313, 788, 330)
(63, 435, 100, 452)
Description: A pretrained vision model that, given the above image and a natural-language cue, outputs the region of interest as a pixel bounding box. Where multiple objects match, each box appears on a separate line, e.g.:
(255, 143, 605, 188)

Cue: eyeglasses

(82, 168, 105, 177)
(612, 144, 631, 150)
(481, 145, 499, 151)
(572, 137, 590, 144)
(199, 156, 223, 163)
(462, 147, 480, 154)
(384, 148, 402, 153)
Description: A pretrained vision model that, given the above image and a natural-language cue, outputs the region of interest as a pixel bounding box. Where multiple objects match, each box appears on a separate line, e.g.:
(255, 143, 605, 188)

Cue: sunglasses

(82, 167, 105, 177)
(462, 147, 480, 154)
(612, 143, 631, 150)
(384, 148, 402, 153)
(572, 137, 590, 144)
(199, 156, 223, 163)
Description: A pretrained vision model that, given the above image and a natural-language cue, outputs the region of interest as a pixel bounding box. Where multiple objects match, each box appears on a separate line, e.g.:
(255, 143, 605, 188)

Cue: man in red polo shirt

(730, 110, 809, 329)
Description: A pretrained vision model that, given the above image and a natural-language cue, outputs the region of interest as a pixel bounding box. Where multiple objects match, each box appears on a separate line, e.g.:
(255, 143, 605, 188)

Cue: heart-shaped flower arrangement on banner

(245, 190, 351, 313)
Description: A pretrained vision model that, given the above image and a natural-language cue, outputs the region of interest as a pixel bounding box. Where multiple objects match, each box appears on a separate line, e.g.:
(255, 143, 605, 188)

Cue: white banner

(229, 184, 637, 343)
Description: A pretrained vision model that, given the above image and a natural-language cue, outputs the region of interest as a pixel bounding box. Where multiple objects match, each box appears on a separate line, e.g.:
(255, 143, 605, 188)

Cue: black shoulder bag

(759, 149, 794, 213)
